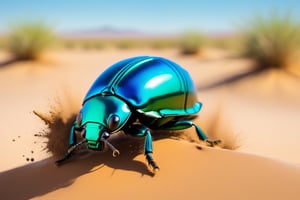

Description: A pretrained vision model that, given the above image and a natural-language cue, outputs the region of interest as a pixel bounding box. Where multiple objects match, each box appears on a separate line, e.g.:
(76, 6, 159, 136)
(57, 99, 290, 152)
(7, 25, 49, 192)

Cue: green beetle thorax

(77, 95, 131, 149)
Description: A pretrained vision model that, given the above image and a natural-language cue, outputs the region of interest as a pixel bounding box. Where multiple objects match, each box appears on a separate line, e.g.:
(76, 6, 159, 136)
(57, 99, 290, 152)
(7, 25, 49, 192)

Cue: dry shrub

(179, 31, 205, 55)
(6, 21, 55, 60)
(241, 12, 300, 69)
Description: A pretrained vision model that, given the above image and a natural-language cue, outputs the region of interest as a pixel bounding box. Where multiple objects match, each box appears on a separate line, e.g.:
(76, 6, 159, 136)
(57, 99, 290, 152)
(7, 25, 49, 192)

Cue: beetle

(55, 56, 221, 171)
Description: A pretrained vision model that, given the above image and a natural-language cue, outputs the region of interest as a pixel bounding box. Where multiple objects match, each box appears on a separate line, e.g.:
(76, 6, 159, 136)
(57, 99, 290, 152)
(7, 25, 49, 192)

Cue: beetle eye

(108, 114, 120, 131)
(76, 112, 83, 127)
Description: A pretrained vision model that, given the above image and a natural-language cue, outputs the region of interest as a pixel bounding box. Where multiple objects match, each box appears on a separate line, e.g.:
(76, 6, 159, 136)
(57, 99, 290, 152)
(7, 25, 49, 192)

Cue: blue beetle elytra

(56, 56, 221, 171)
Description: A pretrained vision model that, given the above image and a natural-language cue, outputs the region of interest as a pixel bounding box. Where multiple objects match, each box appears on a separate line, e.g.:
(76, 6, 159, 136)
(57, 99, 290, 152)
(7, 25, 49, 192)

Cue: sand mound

(1, 139, 300, 200)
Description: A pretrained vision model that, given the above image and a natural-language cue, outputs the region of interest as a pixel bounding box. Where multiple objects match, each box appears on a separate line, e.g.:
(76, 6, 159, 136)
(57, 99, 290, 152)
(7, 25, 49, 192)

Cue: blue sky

(0, 0, 299, 34)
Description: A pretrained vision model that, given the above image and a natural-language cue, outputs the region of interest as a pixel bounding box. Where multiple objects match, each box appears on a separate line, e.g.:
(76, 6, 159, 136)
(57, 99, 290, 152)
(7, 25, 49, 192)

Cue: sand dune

(0, 48, 300, 199)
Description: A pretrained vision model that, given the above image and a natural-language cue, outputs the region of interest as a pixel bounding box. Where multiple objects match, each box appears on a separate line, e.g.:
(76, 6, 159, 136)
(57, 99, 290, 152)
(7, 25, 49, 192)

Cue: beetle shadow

(0, 135, 159, 199)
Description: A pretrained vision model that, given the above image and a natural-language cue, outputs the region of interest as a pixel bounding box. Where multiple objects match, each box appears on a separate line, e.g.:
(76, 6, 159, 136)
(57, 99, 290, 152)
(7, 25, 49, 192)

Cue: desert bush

(114, 39, 141, 49)
(63, 39, 77, 49)
(149, 38, 178, 49)
(6, 22, 55, 60)
(241, 12, 300, 69)
(179, 31, 205, 55)
(207, 34, 242, 50)
(0, 37, 5, 49)
(61, 38, 105, 50)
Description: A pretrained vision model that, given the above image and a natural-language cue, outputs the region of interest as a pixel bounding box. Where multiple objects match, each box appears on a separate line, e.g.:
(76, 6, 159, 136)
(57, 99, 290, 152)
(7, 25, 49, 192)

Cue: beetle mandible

(56, 56, 221, 171)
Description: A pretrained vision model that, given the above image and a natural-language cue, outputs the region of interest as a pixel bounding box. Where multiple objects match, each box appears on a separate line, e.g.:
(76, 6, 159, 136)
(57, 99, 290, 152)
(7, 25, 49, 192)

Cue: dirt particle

(31, 158, 34, 162)
(196, 145, 202, 150)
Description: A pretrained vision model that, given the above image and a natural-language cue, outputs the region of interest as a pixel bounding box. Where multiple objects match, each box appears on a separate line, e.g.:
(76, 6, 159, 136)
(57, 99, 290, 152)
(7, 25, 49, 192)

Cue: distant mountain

(60, 26, 173, 39)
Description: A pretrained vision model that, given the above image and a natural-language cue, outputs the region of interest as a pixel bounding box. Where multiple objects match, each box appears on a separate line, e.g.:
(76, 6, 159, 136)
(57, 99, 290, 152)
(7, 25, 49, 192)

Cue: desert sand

(0, 48, 300, 200)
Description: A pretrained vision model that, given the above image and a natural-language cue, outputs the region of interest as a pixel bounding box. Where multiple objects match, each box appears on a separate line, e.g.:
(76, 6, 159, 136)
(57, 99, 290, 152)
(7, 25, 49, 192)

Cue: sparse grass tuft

(149, 38, 178, 49)
(241, 12, 300, 69)
(0, 37, 6, 49)
(179, 31, 205, 55)
(115, 39, 139, 49)
(6, 22, 55, 60)
(207, 34, 243, 51)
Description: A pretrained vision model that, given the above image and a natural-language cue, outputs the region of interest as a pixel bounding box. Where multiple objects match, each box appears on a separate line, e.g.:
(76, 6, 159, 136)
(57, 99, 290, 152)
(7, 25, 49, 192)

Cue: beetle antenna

(55, 139, 87, 165)
(100, 137, 120, 157)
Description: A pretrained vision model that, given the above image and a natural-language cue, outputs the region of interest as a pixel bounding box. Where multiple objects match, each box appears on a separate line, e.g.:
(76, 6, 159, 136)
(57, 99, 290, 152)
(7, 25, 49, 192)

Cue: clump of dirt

(33, 103, 78, 158)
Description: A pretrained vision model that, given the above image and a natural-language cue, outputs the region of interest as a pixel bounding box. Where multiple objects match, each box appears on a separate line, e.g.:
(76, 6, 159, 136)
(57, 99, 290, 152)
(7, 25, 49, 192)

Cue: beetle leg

(160, 120, 221, 146)
(144, 130, 159, 171)
(124, 124, 159, 171)
(55, 121, 85, 165)
(69, 121, 84, 145)
(55, 139, 87, 165)
(69, 121, 77, 146)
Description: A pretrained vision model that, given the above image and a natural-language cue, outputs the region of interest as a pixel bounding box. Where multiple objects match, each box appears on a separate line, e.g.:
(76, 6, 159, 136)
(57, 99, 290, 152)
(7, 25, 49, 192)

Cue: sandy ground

(0, 47, 300, 199)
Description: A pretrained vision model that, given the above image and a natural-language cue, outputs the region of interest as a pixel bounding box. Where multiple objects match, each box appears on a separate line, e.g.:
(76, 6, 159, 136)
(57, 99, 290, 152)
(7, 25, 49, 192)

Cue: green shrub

(207, 34, 242, 50)
(0, 37, 5, 49)
(149, 38, 178, 49)
(115, 39, 140, 49)
(63, 39, 77, 49)
(241, 12, 300, 69)
(6, 22, 55, 60)
(179, 32, 205, 55)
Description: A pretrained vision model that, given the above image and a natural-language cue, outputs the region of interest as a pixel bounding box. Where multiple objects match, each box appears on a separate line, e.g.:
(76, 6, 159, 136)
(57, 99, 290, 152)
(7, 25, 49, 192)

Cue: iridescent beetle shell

(84, 56, 201, 120)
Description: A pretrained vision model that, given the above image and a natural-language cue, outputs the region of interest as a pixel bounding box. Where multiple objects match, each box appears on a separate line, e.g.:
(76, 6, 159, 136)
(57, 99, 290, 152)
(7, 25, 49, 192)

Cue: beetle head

(76, 95, 131, 150)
